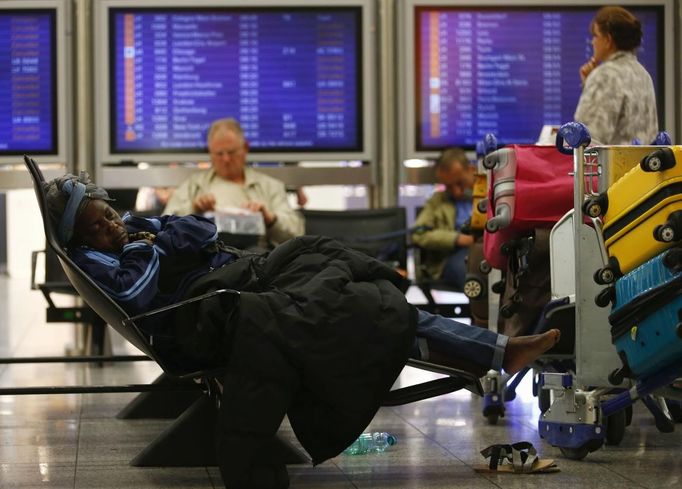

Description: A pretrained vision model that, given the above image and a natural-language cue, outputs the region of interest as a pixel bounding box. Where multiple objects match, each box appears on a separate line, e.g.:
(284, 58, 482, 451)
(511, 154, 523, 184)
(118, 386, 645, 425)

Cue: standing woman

(574, 6, 658, 144)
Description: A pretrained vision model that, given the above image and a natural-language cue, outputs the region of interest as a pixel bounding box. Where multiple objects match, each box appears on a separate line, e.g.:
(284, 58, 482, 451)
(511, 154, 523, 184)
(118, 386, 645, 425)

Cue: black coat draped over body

(170, 236, 417, 486)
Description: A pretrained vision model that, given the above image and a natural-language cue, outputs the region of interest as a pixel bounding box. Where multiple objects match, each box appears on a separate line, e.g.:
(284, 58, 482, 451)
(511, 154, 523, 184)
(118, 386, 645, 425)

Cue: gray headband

(58, 179, 88, 246)
(43, 171, 114, 246)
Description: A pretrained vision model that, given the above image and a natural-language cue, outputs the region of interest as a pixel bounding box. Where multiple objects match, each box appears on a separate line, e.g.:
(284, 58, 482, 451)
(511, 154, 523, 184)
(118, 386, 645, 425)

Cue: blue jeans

(441, 247, 469, 289)
(412, 309, 508, 371)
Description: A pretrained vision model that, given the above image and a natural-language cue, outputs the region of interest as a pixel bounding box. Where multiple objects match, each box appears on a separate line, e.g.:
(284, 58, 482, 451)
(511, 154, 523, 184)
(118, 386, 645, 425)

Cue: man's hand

(456, 233, 475, 247)
(242, 200, 277, 227)
(193, 193, 217, 213)
(579, 57, 598, 84)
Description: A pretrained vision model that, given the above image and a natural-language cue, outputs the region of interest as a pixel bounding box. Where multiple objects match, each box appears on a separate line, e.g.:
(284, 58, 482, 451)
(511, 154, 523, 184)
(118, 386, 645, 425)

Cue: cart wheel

(655, 411, 675, 433)
(491, 280, 506, 294)
(559, 446, 590, 460)
(486, 414, 499, 425)
(560, 438, 602, 460)
(608, 368, 627, 386)
(663, 248, 682, 269)
(665, 399, 682, 423)
(605, 409, 627, 446)
(654, 223, 677, 243)
(477, 199, 488, 213)
(625, 405, 633, 426)
(483, 399, 504, 425)
(463, 277, 484, 299)
(538, 388, 551, 413)
(500, 303, 517, 318)
(594, 287, 615, 308)
(479, 260, 492, 275)
(483, 155, 498, 170)
(594, 267, 615, 285)
(582, 198, 602, 218)
(500, 242, 511, 256)
(641, 154, 664, 171)
(640, 148, 675, 172)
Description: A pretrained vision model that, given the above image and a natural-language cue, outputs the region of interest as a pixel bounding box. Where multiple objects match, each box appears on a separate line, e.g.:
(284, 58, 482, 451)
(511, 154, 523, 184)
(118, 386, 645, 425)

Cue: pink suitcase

(482, 145, 574, 269)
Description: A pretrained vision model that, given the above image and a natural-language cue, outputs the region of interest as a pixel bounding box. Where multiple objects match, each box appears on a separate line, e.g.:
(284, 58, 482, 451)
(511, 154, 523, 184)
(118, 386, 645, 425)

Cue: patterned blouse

(574, 51, 658, 145)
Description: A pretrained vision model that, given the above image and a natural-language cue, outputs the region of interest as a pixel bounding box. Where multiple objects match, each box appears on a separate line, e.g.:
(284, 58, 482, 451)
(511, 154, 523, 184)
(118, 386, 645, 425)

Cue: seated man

(44, 172, 559, 489)
(163, 117, 304, 248)
(412, 147, 475, 289)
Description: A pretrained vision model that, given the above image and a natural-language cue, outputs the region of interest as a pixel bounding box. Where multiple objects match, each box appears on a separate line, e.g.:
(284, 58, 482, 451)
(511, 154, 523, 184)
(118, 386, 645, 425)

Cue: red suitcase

(482, 145, 574, 269)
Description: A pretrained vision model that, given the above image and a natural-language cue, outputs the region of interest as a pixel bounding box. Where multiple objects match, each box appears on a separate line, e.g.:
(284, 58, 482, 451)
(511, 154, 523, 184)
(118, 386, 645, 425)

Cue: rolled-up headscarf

(42, 171, 114, 246)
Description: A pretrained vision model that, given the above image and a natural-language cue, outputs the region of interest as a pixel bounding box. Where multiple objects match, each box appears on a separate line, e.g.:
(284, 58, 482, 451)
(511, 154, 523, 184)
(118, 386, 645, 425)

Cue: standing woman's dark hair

(591, 6, 643, 51)
(574, 5, 657, 145)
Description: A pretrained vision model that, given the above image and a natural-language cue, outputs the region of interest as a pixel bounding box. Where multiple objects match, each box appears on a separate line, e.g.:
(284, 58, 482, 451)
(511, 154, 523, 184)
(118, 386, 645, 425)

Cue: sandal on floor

(474, 442, 559, 474)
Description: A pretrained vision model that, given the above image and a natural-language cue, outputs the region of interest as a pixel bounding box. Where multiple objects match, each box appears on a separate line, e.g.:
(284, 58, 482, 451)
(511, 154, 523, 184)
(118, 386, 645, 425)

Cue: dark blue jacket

(68, 214, 235, 316)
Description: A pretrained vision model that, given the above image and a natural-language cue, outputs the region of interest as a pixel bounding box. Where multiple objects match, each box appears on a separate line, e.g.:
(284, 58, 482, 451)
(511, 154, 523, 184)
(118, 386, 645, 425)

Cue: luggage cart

(538, 122, 681, 460)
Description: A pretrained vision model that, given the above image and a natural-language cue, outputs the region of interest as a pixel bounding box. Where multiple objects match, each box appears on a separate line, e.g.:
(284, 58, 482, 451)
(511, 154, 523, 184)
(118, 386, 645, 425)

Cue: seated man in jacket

(44, 172, 559, 489)
(163, 118, 304, 249)
(413, 147, 475, 288)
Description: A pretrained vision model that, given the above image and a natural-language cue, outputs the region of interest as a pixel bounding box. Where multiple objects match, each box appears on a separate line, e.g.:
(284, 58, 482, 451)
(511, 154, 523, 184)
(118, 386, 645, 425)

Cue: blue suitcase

(609, 249, 682, 378)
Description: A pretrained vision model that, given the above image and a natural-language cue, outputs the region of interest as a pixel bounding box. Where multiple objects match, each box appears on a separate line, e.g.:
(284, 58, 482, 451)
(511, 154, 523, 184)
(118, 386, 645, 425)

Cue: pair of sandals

(474, 442, 559, 474)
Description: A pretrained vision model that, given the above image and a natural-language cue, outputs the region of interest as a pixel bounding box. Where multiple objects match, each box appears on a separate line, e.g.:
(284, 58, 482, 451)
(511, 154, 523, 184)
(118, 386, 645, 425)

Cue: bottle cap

(387, 434, 397, 445)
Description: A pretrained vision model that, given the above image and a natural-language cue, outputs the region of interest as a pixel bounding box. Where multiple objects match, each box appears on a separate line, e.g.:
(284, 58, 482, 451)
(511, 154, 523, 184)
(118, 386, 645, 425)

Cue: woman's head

(43, 172, 126, 251)
(591, 6, 642, 58)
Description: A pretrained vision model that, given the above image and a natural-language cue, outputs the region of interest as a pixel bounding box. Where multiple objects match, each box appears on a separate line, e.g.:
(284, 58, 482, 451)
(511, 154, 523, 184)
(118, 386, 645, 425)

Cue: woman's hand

(579, 57, 598, 84)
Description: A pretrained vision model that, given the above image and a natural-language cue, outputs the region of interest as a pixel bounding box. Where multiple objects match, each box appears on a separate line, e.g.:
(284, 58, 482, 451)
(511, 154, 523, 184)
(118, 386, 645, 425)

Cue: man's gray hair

(207, 118, 245, 147)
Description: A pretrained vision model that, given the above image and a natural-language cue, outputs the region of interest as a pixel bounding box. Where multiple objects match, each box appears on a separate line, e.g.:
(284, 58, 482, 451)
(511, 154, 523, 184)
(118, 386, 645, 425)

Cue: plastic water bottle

(343, 432, 397, 455)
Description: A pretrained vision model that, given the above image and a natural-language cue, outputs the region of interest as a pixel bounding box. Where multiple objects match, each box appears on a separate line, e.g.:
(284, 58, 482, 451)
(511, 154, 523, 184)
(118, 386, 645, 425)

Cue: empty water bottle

(343, 432, 397, 455)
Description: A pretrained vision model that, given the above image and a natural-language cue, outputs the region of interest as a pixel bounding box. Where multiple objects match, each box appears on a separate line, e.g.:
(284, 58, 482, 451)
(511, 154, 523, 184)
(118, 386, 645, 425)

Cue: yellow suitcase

(591, 145, 669, 192)
(584, 146, 682, 282)
(468, 173, 488, 231)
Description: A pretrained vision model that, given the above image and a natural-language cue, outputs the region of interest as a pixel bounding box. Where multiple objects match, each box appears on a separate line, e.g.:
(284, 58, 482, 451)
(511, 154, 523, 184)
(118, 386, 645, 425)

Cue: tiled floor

(1, 273, 681, 489)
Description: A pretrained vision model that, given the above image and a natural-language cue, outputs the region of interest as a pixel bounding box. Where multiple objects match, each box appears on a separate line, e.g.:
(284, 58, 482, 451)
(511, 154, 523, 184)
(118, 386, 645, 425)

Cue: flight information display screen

(415, 7, 662, 148)
(110, 8, 362, 154)
(0, 10, 56, 154)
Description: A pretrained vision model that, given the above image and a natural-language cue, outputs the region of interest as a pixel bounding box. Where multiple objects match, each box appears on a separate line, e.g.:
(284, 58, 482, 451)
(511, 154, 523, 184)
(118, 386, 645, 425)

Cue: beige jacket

(574, 51, 658, 145)
(412, 191, 469, 280)
(163, 168, 304, 246)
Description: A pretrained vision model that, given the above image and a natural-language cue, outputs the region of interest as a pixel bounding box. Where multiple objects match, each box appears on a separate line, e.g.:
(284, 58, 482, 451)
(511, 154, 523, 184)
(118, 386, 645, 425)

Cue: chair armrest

(405, 358, 484, 396)
(122, 288, 240, 327)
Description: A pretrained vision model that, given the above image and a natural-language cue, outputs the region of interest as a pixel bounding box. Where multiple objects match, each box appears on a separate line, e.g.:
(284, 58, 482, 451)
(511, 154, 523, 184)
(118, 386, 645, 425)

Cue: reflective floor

(1, 273, 681, 489)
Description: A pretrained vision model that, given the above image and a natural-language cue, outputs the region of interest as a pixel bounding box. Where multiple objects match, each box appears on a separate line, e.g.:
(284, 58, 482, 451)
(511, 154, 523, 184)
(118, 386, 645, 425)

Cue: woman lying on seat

(44, 172, 559, 489)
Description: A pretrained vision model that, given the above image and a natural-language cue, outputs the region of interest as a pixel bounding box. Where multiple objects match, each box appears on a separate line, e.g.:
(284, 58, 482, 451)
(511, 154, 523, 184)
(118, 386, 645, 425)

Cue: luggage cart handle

(556, 122, 591, 155)
(632, 132, 672, 145)
(653, 131, 672, 146)
(476, 133, 498, 158)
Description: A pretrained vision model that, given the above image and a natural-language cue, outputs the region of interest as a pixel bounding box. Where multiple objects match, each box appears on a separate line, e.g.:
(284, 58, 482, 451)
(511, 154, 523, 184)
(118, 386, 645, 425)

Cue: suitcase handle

(556, 122, 591, 155)
(476, 133, 498, 158)
(608, 272, 682, 337)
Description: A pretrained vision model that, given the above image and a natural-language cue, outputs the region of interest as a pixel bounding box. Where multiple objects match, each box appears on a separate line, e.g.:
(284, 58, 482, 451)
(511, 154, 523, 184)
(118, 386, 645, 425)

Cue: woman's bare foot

(502, 329, 561, 375)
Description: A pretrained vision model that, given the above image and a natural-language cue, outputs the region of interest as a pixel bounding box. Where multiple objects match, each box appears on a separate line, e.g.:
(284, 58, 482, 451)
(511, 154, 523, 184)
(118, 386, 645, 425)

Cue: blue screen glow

(415, 7, 663, 148)
(0, 10, 56, 154)
(110, 8, 362, 154)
